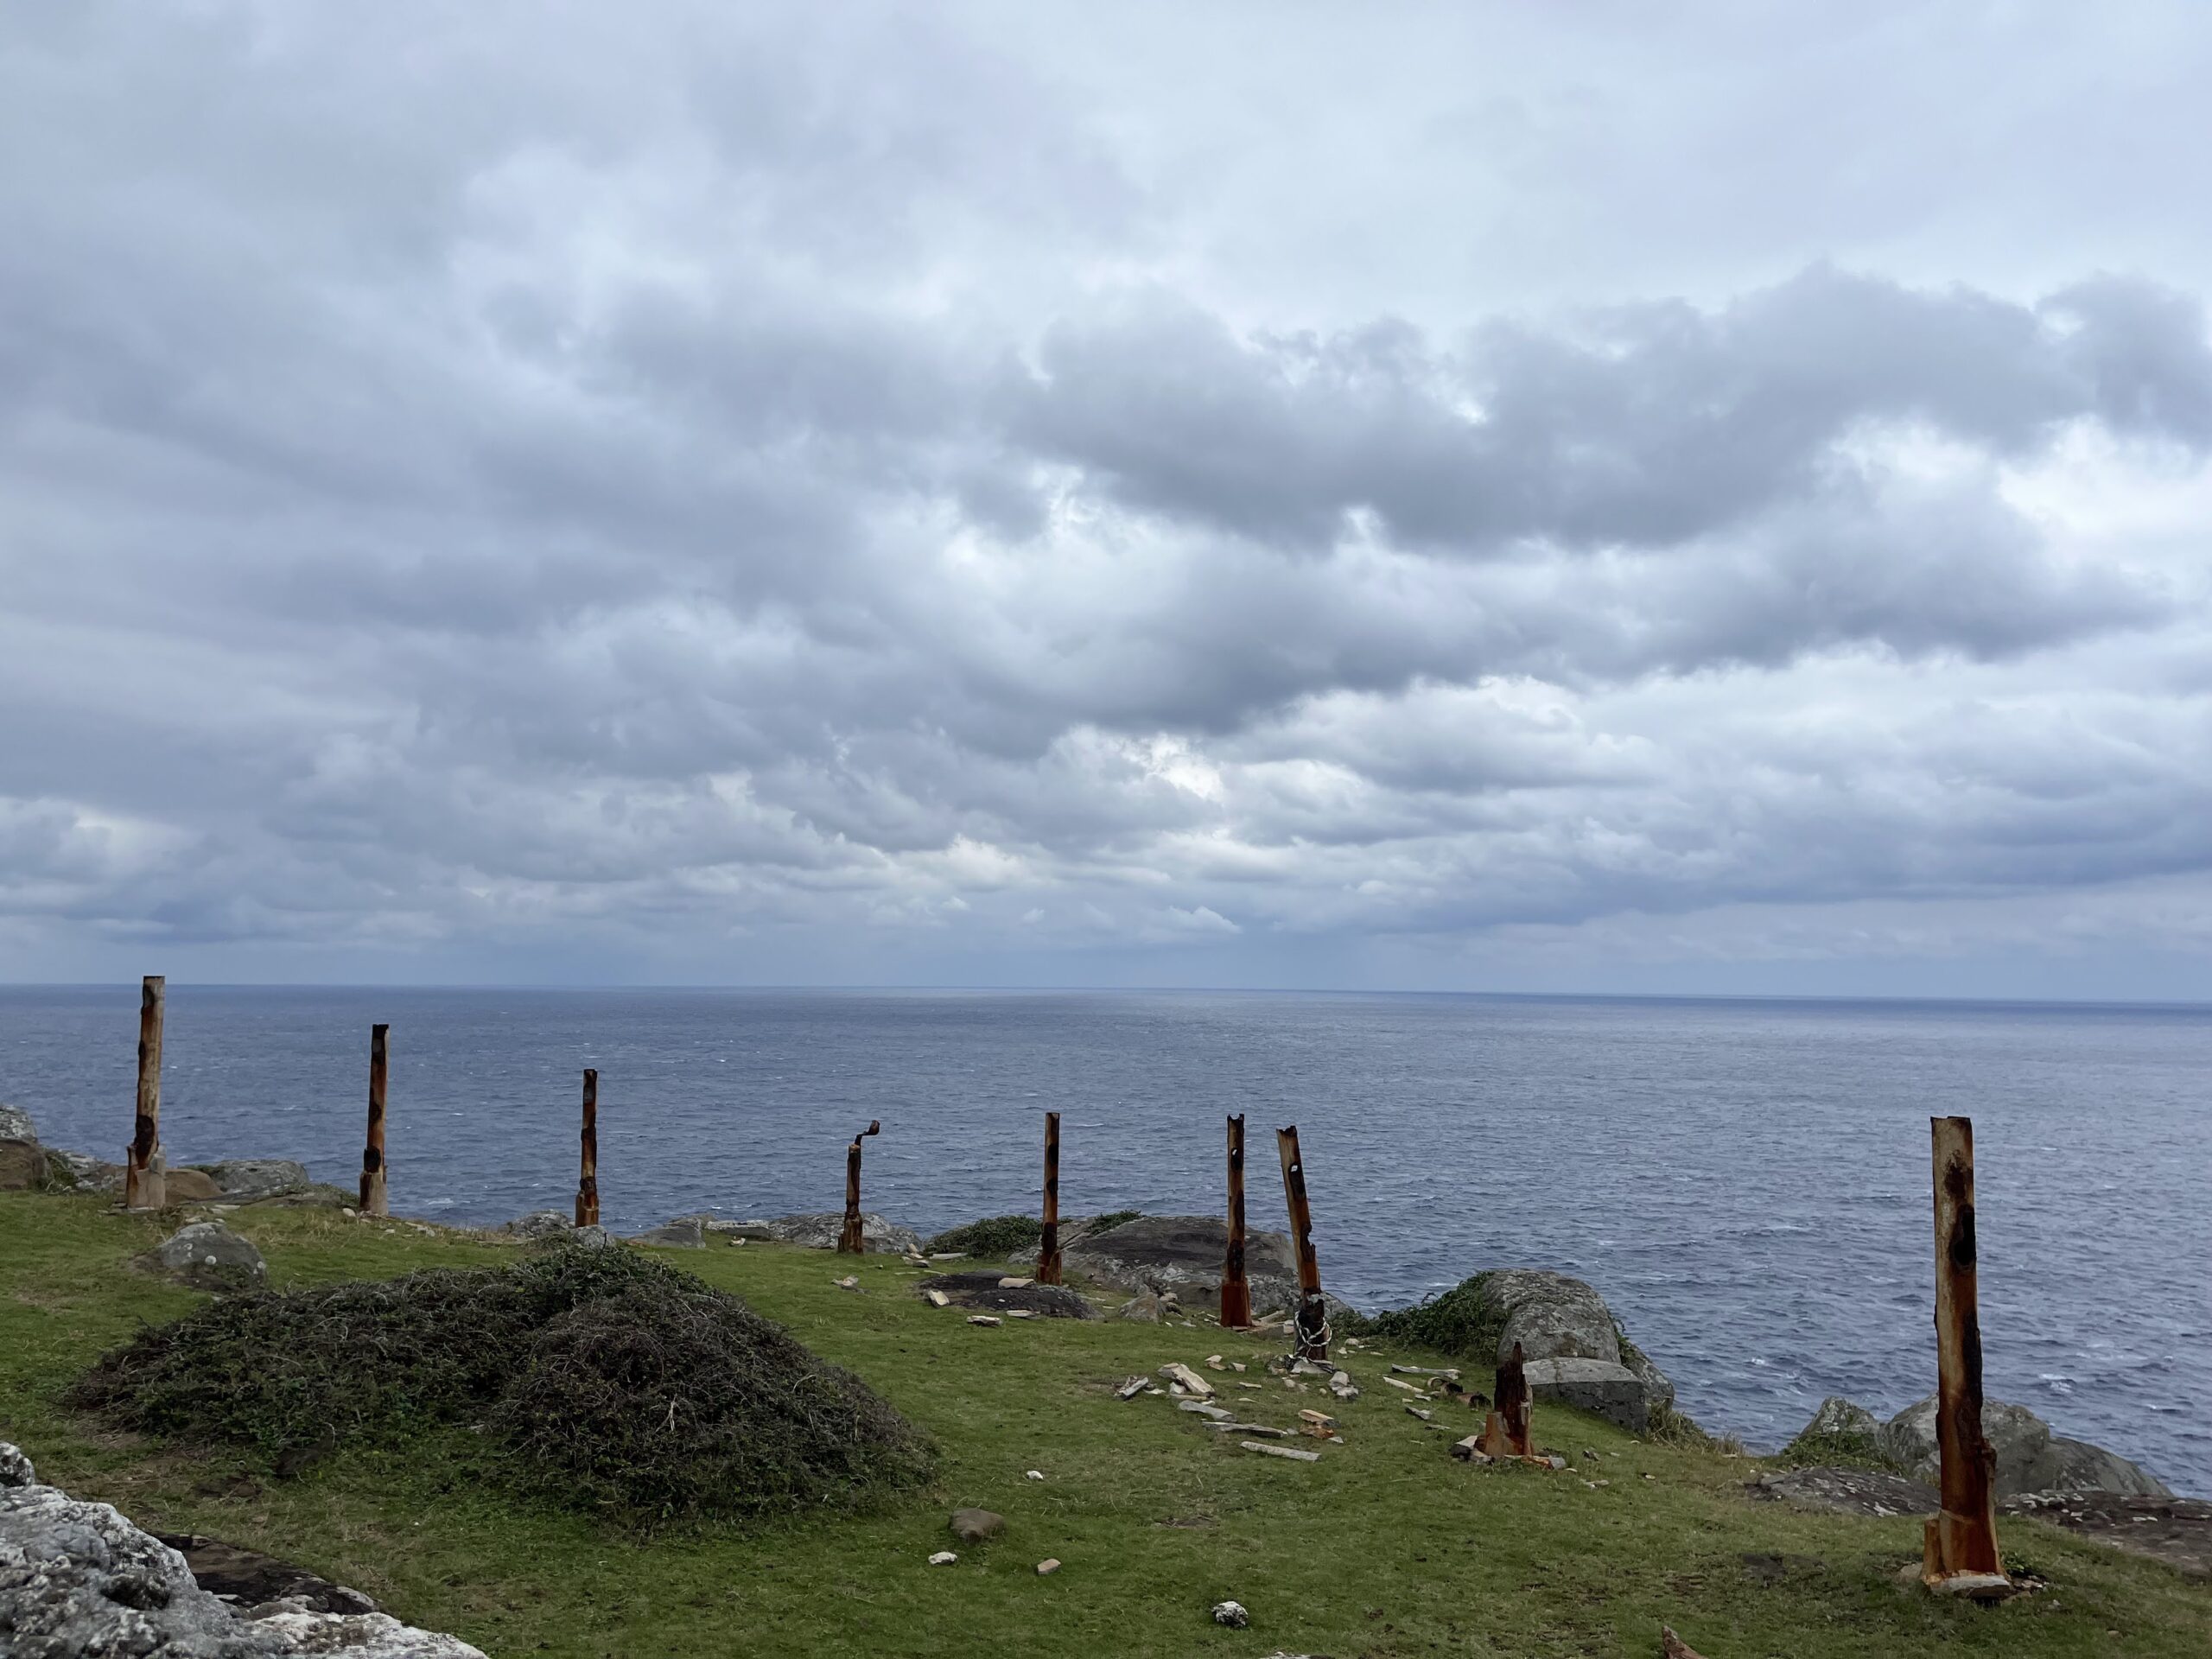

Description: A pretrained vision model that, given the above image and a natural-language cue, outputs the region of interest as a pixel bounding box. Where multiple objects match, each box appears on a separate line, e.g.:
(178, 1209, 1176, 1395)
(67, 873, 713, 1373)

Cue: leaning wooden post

(1037, 1111, 1063, 1285)
(124, 975, 167, 1210)
(574, 1068, 600, 1227)
(837, 1120, 881, 1253)
(1274, 1124, 1328, 1361)
(359, 1023, 390, 1217)
(1220, 1114, 1252, 1328)
(1923, 1115, 2005, 1589)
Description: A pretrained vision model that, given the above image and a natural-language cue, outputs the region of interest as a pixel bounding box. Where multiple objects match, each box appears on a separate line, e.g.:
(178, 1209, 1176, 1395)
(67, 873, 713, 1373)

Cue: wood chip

(1035, 1558, 1061, 1576)
(1404, 1405, 1434, 1421)
(998, 1276, 1033, 1288)
(967, 1314, 1001, 1326)
(1382, 1376, 1427, 1394)
(1178, 1400, 1232, 1420)
(1005, 1308, 1039, 1319)
(923, 1288, 952, 1307)
(1116, 1376, 1150, 1401)
(1205, 1354, 1226, 1370)
(1202, 1421, 1288, 1437)
(1243, 1440, 1321, 1462)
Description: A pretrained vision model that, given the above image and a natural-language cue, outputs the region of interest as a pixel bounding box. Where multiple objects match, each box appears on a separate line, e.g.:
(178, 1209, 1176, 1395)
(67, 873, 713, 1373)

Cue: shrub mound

(923, 1215, 1042, 1256)
(923, 1209, 1146, 1258)
(1363, 1272, 1509, 1362)
(69, 1246, 935, 1526)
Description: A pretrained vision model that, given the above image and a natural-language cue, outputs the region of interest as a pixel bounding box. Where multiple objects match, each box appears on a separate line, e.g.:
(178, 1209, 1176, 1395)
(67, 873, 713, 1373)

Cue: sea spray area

(4, 983, 2207, 1494)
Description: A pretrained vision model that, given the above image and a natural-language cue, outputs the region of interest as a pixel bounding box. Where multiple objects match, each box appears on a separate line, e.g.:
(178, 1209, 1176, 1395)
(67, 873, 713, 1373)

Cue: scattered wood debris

(1035, 1559, 1061, 1576)
(967, 1314, 1001, 1326)
(1116, 1376, 1150, 1401)
(1159, 1363, 1216, 1398)
(1243, 1440, 1321, 1463)
(923, 1288, 952, 1307)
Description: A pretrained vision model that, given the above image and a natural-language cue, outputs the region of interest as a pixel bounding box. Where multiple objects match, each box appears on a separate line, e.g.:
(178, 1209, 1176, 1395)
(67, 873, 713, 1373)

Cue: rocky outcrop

(1, 1104, 52, 1192)
(499, 1211, 572, 1239)
(1523, 1357, 1649, 1433)
(41, 1148, 125, 1194)
(0, 1440, 485, 1656)
(0, 1103, 35, 1143)
(714, 1212, 924, 1255)
(1875, 1394, 2173, 1499)
(631, 1216, 707, 1248)
(1055, 1214, 1352, 1325)
(1750, 1465, 1940, 1516)
(918, 1271, 1098, 1319)
(189, 1162, 312, 1204)
(143, 1222, 267, 1294)
(1373, 1269, 1677, 1422)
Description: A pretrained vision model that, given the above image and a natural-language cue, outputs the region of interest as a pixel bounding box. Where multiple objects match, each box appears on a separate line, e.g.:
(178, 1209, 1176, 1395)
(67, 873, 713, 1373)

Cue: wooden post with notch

(1923, 1114, 2005, 1590)
(1274, 1124, 1327, 1360)
(574, 1068, 599, 1227)
(359, 1023, 389, 1217)
(1038, 1110, 1063, 1284)
(1220, 1113, 1252, 1328)
(124, 975, 166, 1210)
(837, 1120, 881, 1253)
(1475, 1340, 1536, 1459)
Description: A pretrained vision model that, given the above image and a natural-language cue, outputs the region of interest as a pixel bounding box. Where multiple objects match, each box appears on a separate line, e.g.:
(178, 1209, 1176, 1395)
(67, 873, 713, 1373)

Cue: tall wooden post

(1923, 1115, 2005, 1586)
(359, 1023, 389, 1217)
(1038, 1111, 1063, 1285)
(1220, 1114, 1252, 1328)
(124, 975, 166, 1210)
(837, 1120, 881, 1254)
(1274, 1125, 1328, 1361)
(575, 1068, 600, 1227)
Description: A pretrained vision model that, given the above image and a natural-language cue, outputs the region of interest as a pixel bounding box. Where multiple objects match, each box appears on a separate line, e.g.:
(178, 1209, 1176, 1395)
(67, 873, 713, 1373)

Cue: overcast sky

(6, 3, 2212, 996)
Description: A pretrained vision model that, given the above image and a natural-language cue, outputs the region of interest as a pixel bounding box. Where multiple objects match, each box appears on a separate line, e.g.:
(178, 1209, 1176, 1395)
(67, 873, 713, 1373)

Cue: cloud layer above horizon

(6, 2, 2212, 994)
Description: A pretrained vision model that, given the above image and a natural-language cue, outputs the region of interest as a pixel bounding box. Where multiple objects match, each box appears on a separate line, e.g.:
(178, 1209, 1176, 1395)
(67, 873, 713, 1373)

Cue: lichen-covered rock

(1877, 1395, 2173, 1498)
(0, 1103, 35, 1143)
(718, 1212, 924, 1255)
(1523, 1357, 1649, 1433)
(191, 1162, 312, 1204)
(499, 1211, 572, 1239)
(631, 1216, 707, 1248)
(1370, 1268, 1677, 1422)
(143, 1222, 267, 1294)
(0, 1440, 486, 1656)
(41, 1148, 125, 1193)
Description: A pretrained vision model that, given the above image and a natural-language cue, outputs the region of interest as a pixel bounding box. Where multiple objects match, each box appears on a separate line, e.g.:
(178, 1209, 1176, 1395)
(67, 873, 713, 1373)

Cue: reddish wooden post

(1923, 1115, 2005, 1587)
(124, 975, 167, 1210)
(1476, 1341, 1535, 1459)
(1037, 1111, 1063, 1285)
(1274, 1125, 1328, 1361)
(1220, 1114, 1252, 1328)
(359, 1023, 389, 1217)
(574, 1068, 599, 1227)
(837, 1120, 880, 1253)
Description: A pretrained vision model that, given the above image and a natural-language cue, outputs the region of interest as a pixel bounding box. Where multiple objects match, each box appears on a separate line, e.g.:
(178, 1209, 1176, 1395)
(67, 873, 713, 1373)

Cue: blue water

(2, 985, 2205, 1494)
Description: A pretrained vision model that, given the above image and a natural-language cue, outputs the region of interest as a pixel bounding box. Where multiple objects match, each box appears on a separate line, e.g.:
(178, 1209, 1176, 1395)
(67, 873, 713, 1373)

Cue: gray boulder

(0, 1136, 46, 1192)
(1475, 1269, 1677, 1420)
(1802, 1396, 1880, 1440)
(144, 1222, 267, 1294)
(41, 1149, 124, 1194)
(1878, 1394, 2173, 1498)
(1523, 1357, 1649, 1433)
(718, 1212, 924, 1255)
(632, 1216, 707, 1249)
(0, 1440, 486, 1656)
(499, 1211, 572, 1239)
(0, 1103, 34, 1143)
(1058, 1213, 1351, 1324)
(191, 1162, 311, 1204)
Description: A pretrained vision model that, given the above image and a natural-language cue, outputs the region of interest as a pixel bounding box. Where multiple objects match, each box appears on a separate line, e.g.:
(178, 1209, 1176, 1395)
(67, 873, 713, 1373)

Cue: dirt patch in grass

(68, 1243, 936, 1527)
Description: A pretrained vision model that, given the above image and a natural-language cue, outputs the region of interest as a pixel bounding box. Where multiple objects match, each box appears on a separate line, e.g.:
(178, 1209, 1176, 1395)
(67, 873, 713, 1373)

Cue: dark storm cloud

(4, 0, 2212, 983)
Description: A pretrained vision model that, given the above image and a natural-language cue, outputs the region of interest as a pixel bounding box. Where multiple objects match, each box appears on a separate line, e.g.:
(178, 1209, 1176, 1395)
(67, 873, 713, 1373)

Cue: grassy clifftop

(3, 1192, 2207, 1657)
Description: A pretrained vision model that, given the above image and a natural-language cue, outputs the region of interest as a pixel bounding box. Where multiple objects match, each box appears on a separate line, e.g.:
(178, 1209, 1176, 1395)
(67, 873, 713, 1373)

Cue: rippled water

(3, 984, 2205, 1493)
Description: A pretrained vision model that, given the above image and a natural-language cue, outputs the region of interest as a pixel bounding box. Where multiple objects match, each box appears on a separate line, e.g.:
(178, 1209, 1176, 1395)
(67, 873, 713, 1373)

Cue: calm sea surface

(2, 986, 2206, 1493)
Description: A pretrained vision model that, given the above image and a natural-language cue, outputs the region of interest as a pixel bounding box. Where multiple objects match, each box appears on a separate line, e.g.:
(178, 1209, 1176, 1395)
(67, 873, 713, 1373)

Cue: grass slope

(3, 1192, 2207, 1658)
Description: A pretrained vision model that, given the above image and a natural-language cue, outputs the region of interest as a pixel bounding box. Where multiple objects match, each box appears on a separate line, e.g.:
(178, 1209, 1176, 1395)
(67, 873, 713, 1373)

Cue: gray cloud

(4, 1, 2212, 991)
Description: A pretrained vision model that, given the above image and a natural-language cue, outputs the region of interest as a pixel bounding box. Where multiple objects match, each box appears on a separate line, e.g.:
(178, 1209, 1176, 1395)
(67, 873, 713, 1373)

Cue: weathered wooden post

(1274, 1124, 1328, 1361)
(574, 1068, 599, 1227)
(1923, 1115, 2005, 1591)
(1475, 1340, 1535, 1459)
(1038, 1110, 1063, 1285)
(1220, 1113, 1252, 1328)
(124, 975, 166, 1210)
(837, 1120, 881, 1253)
(359, 1023, 389, 1217)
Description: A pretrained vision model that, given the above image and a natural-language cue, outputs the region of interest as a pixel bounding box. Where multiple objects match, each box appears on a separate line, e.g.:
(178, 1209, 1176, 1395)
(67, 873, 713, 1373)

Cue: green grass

(3, 1192, 2208, 1657)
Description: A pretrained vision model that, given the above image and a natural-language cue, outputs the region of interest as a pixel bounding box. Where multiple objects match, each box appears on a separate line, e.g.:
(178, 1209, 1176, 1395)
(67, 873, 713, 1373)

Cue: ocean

(2, 984, 2205, 1494)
